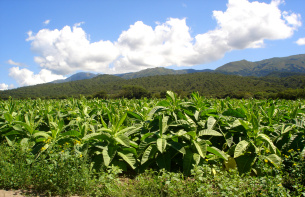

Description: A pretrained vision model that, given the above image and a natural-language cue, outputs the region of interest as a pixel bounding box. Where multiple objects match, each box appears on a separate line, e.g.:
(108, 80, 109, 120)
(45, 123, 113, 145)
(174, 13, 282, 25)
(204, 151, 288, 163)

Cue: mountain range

(1, 53, 305, 99)
(50, 54, 305, 83)
(215, 54, 305, 76)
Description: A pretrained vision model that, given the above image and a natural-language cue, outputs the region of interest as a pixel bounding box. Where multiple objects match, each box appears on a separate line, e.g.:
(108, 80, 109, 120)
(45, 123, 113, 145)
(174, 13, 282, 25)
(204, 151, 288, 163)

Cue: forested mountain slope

(1, 72, 305, 99)
(216, 54, 305, 76)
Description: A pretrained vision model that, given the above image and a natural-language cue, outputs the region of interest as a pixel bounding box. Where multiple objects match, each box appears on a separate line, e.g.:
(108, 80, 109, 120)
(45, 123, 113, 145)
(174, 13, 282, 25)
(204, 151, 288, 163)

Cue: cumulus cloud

(296, 37, 305, 45)
(0, 83, 9, 90)
(26, 0, 301, 75)
(9, 67, 66, 86)
(27, 23, 120, 75)
(43, 19, 50, 25)
(7, 59, 28, 67)
(0, 83, 14, 90)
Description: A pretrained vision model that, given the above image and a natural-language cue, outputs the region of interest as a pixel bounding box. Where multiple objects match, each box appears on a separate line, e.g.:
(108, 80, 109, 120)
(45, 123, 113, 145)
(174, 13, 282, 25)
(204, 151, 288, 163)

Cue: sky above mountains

(1, 0, 305, 90)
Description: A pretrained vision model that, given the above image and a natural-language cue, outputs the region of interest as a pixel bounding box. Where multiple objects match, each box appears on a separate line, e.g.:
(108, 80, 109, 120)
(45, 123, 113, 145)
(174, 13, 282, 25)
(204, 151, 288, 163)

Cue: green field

(0, 91, 304, 196)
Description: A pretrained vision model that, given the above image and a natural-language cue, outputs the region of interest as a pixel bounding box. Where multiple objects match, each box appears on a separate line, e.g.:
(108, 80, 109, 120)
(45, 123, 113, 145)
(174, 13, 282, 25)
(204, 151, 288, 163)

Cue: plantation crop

(0, 91, 304, 196)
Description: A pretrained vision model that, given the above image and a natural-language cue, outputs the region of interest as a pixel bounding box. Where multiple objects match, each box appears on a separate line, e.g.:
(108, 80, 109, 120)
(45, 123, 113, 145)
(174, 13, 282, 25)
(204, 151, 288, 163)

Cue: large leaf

(224, 156, 237, 170)
(264, 154, 281, 167)
(206, 116, 217, 130)
(207, 146, 228, 160)
(141, 145, 158, 164)
(167, 141, 186, 154)
(156, 152, 171, 171)
(235, 154, 256, 174)
(4, 113, 13, 123)
(102, 146, 117, 166)
(157, 138, 167, 153)
(166, 91, 176, 103)
(257, 134, 277, 154)
(118, 151, 136, 170)
(127, 111, 143, 122)
(183, 149, 194, 176)
(234, 140, 249, 158)
(198, 129, 223, 136)
(82, 132, 111, 141)
(115, 113, 127, 132)
(160, 116, 169, 134)
(33, 131, 51, 139)
(193, 140, 207, 158)
(114, 134, 130, 147)
(147, 106, 166, 120)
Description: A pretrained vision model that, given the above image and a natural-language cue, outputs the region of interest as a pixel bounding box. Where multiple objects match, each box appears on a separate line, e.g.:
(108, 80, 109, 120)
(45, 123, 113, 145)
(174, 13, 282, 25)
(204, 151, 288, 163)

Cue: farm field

(0, 91, 304, 196)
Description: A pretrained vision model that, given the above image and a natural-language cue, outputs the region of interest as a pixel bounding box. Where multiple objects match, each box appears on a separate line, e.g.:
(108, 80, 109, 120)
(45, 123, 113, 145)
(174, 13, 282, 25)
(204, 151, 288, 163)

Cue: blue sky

(0, 0, 305, 90)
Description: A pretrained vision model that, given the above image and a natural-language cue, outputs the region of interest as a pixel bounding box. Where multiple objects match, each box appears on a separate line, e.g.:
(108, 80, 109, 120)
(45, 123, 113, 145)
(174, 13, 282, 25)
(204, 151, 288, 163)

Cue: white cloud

(296, 37, 305, 45)
(0, 83, 14, 90)
(9, 67, 66, 86)
(7, 59, 28, 67)
(26, 0, 301, 75)
(0, 83, 9, 90)
(211, 0, 300, 49)
(28, 24, 120, 75)
(43, 19, 50, 25)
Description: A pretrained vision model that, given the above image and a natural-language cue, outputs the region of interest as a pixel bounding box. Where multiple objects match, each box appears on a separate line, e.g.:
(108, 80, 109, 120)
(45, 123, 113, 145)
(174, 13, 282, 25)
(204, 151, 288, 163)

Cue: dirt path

(0, 190, 25, 197)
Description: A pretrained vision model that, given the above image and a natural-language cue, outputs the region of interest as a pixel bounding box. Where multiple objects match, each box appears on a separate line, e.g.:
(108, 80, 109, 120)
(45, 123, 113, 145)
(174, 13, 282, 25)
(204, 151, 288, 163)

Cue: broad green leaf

(102, 146, 117, 166)
(82, 132, 111, 141)
(207, 116, 217, 130)
(207, 146, 228, 160)
(5, 136, 14, 146)
(193, 140, 207, 158)
(160, 116, 169, 134)
(118, 151, 136, 169)
(235, 154, 256, 174)
(12, 125, 23, 132)
(147, 106, 166, 120)
(239, 120, 250, 131)
(234, 140, 249, 158)
(193, 153, 201, 165)
(33, 132, 51, 139)
(156, 152, 171, 171)
(127, 111, 143, 121)
(198, 129, 223, 136)
(20, 138, 29, 148)
(257, 134, 277, 154)
(4, 113, 13, 123)
(224, 156, 237, 170)
(115, 113, 127, 132)
(183, 149, 194, 176)
(157, 138, 167, 153)
(118, 126, 139, 136)
(167, 141, 186, 154)
(3, 130, 23, 136)
(264, 154, 281, 167)
(141, 145, 158, 164)
(185, 131, 196, 140)
(114, 134, 130, 147)
(166, 91, 176, 103)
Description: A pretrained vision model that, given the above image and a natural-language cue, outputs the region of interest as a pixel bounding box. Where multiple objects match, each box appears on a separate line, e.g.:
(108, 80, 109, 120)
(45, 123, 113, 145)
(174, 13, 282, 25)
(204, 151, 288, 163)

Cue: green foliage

(0, 93, 305, 195)
(120, 85, 150, 99)
(2, 69, 305, 100)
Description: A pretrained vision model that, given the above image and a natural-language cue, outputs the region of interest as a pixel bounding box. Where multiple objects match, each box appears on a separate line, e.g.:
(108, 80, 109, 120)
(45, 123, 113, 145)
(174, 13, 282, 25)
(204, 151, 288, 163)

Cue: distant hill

(116, 67, 213, 79)
(2, 71, 305, 99)
(216, 54, 305, 76)
(51, 72, 98, 83)
(50, 67, 213, 83)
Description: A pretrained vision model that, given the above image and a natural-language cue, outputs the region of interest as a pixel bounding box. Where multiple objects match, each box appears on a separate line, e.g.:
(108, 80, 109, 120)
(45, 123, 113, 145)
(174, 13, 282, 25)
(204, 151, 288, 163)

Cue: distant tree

(120, 85, 150, 99)
(93, 90, 108, 99)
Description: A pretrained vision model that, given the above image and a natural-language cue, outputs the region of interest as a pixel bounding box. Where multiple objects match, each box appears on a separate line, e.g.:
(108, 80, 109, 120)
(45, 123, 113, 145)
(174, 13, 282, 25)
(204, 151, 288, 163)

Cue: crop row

(0, 91, 304, 175)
